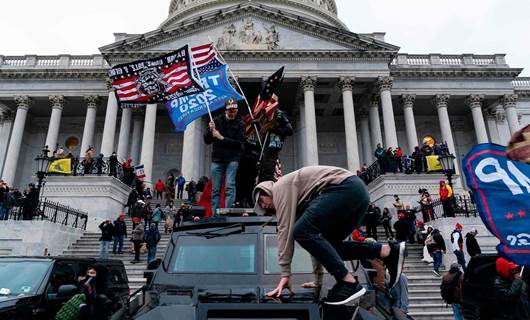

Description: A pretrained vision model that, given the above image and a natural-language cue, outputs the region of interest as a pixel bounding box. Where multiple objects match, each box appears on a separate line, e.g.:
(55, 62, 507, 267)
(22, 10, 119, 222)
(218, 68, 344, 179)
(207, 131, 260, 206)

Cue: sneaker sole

(389, 242, 406, 289)
(324, 287, 367, 305)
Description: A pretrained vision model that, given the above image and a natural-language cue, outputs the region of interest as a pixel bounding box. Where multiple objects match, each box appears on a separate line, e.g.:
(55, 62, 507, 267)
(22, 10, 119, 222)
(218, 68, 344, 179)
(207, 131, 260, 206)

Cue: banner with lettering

(108, 45, 203, 104)
(165, 64, 243, 132)
(462, 143, 530, 266)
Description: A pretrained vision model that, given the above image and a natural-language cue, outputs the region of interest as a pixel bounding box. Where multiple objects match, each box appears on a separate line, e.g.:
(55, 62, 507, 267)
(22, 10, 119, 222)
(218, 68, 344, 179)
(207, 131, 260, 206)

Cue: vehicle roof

(175, 216, 277, 232)
(0, 256, 125, 265)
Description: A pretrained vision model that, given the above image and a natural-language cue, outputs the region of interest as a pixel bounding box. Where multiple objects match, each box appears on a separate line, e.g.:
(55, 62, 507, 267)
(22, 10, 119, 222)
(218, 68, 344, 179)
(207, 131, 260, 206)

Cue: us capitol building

(0, 0, 529, 190)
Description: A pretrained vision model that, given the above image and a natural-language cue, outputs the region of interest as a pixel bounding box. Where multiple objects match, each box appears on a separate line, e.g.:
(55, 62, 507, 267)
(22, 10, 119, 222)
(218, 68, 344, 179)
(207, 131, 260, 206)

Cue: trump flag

(462, 143, 530, 266)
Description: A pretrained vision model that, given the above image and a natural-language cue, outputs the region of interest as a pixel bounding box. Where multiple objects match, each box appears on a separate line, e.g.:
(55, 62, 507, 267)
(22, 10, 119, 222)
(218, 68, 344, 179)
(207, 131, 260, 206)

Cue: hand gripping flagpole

(208, 37, 263, 147)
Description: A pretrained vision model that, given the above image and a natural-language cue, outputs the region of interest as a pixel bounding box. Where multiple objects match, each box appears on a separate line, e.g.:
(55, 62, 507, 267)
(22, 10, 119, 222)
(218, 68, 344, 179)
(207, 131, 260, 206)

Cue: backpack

(441, 270, 462, 304)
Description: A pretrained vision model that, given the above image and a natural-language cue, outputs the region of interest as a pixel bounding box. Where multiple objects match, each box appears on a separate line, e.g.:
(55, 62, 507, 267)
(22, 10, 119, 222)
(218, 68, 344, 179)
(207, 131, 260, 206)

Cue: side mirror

(56, 284, 78, 298)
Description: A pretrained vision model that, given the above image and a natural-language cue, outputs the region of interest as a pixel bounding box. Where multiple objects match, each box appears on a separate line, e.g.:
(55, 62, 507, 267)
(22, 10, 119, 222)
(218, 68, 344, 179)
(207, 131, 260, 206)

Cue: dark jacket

(466, 232, 482, 257)
(393, 219, 410, 242)
(99, 221, 114, 241)
(493, 276, 528, 320)
(204, 114, 245, 162)
(263, 111, 293, 155)
(113, 219, 127, 237)
(427, 229, 446, 254)
(144, 224, 161, 248)
(365, 206, 381, 225)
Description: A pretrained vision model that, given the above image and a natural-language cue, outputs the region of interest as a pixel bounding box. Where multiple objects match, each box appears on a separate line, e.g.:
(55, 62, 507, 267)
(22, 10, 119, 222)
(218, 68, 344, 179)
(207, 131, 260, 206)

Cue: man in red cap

(451, 223, 466, 269)
(492, 258, 528, 319)
(112, 213, 127, 254)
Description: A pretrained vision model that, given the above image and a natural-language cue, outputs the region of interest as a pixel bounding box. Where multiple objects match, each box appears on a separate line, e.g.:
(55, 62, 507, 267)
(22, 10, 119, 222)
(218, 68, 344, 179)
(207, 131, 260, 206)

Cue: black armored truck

(120, 216, 412, 320)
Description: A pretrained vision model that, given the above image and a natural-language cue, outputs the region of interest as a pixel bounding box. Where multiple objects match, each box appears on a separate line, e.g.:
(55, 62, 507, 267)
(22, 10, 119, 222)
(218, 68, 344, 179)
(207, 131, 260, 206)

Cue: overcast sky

(0, 0, 528, 75)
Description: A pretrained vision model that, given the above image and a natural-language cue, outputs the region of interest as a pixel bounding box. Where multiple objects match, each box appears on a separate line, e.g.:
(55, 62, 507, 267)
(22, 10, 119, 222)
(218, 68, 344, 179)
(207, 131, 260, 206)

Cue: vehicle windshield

(0, 261, 51, 297)
(264, 235, 313, 274)
(172, 234, 256, 273)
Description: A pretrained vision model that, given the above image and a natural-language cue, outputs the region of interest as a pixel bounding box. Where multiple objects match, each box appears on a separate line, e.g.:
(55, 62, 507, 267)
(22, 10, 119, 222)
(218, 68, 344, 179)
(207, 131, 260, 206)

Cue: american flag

(109, 45, 203, 104)
(245, 67, 284, 135)
(191, 43, 224, 75)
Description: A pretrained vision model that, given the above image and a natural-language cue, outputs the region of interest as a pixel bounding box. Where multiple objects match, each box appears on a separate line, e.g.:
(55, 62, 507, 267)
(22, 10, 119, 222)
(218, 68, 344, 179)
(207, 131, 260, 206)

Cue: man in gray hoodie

(253, 165, 406, 305)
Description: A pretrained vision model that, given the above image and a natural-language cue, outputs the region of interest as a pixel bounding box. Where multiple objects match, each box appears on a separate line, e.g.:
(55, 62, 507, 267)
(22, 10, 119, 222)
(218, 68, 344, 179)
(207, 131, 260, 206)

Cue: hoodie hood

(496, 257, 518, 279)
(252, 181, 274, 215)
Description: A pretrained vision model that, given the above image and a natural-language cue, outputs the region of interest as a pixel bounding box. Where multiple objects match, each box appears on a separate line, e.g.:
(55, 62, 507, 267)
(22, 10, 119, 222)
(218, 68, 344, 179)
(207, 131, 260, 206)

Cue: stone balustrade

(392, 53, 507, 66)
(513, 77, 530, 89)
(0, 54, 108, 68)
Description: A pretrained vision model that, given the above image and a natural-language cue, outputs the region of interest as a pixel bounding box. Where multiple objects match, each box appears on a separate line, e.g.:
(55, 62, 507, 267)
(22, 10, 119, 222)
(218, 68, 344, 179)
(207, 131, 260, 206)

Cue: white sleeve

(452, 233, 460, 252)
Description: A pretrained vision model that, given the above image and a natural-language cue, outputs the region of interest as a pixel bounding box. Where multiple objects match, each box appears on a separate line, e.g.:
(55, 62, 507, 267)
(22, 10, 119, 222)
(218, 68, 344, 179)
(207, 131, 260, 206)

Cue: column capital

(432, 94, 450, 109)
(377, 76, 393, 92)
(465, 94, 484, 110)
(301, 76, 317, 92)
(14, 95, 32, 110)
(338, 77, 355, 92)
(84, 95, 100, 109)
(105, 77, 115, 91)
(400, 94, 416, 108)
(49, 95, 65, 110)
(500, 94, 518, 109)
(358, 107, 369, 118)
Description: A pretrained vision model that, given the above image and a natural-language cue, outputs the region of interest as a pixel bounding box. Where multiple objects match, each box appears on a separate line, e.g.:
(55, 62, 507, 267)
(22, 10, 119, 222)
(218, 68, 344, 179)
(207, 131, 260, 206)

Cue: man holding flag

(203, 98, 245, 215)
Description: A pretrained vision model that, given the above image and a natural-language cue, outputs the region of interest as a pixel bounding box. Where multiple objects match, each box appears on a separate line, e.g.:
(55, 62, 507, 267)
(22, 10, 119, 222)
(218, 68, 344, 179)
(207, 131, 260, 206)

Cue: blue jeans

(0, 206, 10, 220)
(99, 240, 110, 259)
(113, 235, 124, 253)
(211, 161, 239, 215)
(147, 246, 157, 264)
(452, 303, 463, 320)
(454, 250, 466, 270)
(292, 176, 381, 282)
(433, 251, 443, 273)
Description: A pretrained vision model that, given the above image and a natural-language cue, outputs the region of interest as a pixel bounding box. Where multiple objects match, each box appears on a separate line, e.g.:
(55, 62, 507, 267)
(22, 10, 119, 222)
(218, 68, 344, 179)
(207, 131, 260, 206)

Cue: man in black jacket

(365, 203, 381, 240)
(426, 229, 446, 276)
(204, 99, 245, 215)
(98, 220, 114, 259)
(112, 214, 127, 254)
(465, 229, 482, 257)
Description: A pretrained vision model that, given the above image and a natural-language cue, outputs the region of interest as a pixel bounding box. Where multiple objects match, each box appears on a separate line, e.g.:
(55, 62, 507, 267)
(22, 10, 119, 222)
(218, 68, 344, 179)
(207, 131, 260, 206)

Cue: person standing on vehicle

(253, 166, 406, 305)
(112, 214, 127, 255)
(98, 220, 114, 259)
(131, 221, 144, 263)
(451, 223, 466, 270)
(145, 223, 161, 265)
(204, 99, 245, 215)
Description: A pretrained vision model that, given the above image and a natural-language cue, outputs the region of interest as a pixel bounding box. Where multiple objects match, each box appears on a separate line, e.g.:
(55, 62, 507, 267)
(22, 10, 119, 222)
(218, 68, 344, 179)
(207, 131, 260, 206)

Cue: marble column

(378, 76, 398, 148)
(0, 110, 14, 175)
(181, 118, 202, 181)
(130, 110, 144, 165)
(116, 108, 132, 161)
(466, 94, 489, 144)
(433, 94, 460, 173)
(2, 96, 31, 185)
(79, 96, 99, 157)
(100, 89, 119, 157)
(501, 94, 520, 135)
(301, 76, 319, 166)
(338, 77, 360, 172)
(45, 95, 65, 151)
(140, 104, 157, 187)
(359, 108, 372, 165)
(485, 107, 501, 145)
(401, 94, 419, 154)
(297, 103, 307, 167)
(369, 95, 383, 149)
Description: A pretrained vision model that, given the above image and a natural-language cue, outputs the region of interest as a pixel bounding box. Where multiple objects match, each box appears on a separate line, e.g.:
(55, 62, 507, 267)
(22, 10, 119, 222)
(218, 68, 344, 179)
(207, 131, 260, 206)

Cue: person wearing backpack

(441, 263, 464, 320)
(426, 228, 446, 277)
(144, 223, 161, 264)
(451, 223, 466, 270)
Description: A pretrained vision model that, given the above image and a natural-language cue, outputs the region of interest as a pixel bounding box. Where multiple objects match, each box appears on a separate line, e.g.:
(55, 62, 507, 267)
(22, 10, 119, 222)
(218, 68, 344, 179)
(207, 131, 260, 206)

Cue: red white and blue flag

(108, 45, 203, 104)
(462, 143, 530, 266)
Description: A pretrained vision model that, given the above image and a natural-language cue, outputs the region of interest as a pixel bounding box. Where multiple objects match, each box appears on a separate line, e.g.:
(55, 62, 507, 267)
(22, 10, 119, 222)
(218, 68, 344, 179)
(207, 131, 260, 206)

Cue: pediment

(100, 2, 398, 62)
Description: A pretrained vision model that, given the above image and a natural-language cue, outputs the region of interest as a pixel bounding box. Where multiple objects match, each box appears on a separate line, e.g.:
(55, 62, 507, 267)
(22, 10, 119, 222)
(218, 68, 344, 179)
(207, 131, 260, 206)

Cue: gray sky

(0, 0, 528, 75)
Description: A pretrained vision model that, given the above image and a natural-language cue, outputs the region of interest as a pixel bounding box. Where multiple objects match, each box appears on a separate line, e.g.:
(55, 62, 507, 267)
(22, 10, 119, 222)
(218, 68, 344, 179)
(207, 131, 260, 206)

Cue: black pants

(132, 240, 141, 261)
(383, 221, 394, 238)
(366, 222, 378, 241)
(156, 191, 163, 200)
(293, 176, 382, 282)
(442, 199, 454, 217)
(177, 186, 184, 199)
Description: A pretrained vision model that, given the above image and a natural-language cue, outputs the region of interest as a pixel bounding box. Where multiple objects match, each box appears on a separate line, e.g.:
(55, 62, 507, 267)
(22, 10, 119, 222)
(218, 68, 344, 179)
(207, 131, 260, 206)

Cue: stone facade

(0, 0, 529, 194)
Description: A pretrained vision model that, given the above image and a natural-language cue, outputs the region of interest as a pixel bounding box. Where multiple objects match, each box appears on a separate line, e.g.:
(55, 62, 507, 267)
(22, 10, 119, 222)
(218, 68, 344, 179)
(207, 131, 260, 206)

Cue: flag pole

(207, 37, 263, 147)
(190, 46, 214, 123)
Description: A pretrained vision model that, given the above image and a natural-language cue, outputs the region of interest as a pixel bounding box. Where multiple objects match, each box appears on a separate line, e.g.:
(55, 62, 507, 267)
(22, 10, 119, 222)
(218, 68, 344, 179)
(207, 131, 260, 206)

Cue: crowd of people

(0, 179, 40, 220)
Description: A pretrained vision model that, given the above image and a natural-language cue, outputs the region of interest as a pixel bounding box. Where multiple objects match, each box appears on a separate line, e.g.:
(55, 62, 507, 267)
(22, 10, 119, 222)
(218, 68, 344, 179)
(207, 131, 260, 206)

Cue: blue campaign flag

(165, 65, 243, 132)
(462, 143, 530, 266)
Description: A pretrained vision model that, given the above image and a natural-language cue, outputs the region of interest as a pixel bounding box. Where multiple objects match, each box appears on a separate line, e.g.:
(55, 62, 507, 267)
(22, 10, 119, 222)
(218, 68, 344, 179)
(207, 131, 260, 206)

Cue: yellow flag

(48, 159, 72, 174)
(426, 155, 443, 172)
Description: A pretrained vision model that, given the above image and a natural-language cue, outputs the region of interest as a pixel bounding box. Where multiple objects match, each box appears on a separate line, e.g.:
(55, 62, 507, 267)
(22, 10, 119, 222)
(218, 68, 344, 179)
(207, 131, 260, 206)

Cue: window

(172, 234, 256, 273)
(264, 235, 313, 274)
(48, 262, 76, 294)
(0, 261, 51, 297)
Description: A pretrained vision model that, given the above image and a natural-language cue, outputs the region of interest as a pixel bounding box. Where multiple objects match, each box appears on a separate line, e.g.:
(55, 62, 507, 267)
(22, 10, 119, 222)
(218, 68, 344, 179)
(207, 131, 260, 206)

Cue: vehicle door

(45, 260, 78, 317)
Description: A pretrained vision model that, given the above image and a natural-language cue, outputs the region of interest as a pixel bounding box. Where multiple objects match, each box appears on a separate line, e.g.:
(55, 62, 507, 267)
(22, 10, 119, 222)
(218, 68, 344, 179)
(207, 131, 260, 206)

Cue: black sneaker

(324, 281, 366, 305)
(383, 241, 406, 289)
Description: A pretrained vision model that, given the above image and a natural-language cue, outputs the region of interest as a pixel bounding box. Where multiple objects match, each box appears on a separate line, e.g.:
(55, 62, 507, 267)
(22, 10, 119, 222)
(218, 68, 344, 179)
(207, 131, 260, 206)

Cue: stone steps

(0, 248, 13, 256)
